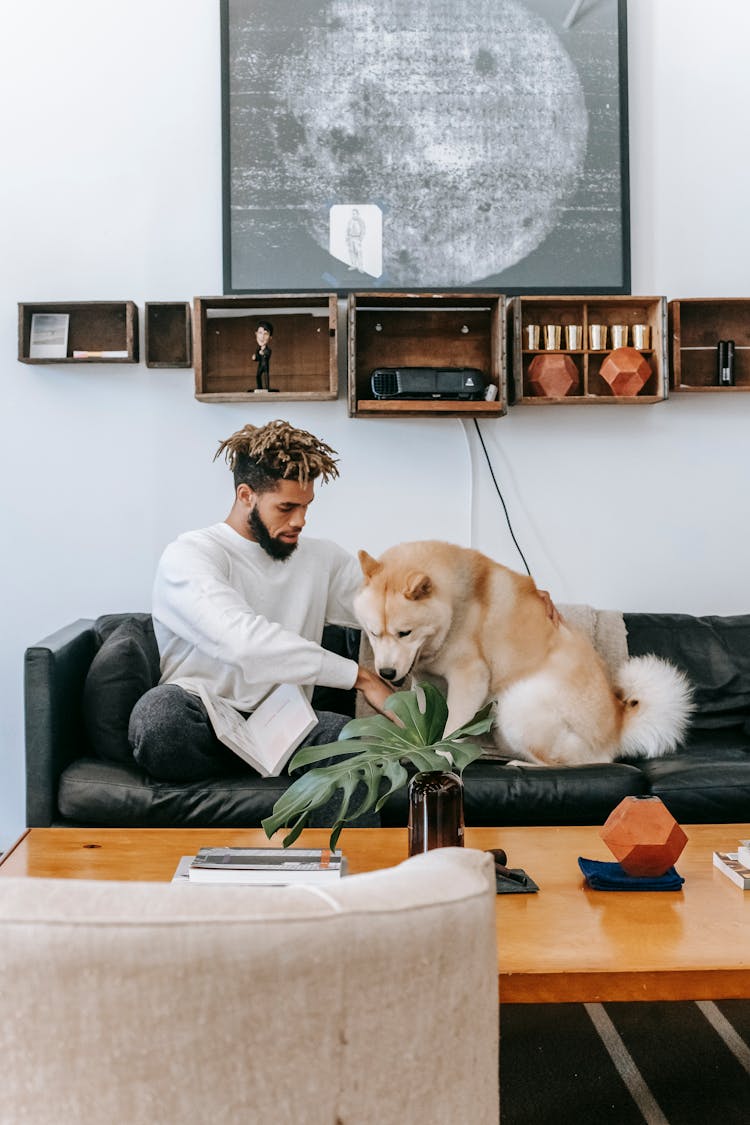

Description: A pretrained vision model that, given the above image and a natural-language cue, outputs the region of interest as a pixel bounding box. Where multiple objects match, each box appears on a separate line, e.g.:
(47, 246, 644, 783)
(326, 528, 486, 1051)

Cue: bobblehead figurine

(252, 320, 273, 390)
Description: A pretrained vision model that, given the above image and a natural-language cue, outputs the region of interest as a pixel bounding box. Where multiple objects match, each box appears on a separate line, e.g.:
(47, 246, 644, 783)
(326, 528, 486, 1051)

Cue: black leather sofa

(24, 612, 750, 829)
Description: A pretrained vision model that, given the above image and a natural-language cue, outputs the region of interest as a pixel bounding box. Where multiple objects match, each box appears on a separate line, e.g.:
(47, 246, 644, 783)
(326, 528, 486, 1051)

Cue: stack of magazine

(187, 846, 347, 885)
(712, 840, 750, 889)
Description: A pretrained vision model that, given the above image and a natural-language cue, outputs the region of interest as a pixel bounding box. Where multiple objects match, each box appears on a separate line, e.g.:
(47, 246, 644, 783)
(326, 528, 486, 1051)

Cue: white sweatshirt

(152, 522, 362, 711)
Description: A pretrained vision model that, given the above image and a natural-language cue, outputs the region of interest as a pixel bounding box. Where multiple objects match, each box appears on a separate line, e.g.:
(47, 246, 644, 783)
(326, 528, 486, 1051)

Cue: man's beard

(248, 507, 298, 561)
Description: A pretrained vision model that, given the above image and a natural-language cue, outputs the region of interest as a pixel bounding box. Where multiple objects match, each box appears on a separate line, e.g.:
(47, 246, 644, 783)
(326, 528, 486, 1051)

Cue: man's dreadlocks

(214, 419, 340, 493)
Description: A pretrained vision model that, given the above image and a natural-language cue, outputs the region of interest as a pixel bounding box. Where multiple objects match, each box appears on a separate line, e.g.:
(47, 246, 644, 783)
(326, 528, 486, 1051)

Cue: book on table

(712, 851, 750, 889)
(196, 681, 317, 777)
(187, 847, 347, 885)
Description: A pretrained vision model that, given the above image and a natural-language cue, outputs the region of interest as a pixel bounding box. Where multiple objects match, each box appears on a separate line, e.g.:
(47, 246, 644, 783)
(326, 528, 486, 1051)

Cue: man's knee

(304, 710, 351, 749)
(129, 684, 221, 781)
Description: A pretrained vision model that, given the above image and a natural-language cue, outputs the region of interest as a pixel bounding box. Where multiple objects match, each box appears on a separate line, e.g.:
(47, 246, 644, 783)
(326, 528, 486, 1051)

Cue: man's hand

(355, 666, 397, 717)
(537, 588, 561, 627)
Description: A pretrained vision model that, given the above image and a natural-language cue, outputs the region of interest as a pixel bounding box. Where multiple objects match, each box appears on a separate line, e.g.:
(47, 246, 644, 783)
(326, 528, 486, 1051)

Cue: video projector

(370, 366, 486, 400)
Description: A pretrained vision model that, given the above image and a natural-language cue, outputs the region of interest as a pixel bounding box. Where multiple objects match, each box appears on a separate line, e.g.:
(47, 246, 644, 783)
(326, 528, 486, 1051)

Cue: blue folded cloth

(578, 857, 684, 891)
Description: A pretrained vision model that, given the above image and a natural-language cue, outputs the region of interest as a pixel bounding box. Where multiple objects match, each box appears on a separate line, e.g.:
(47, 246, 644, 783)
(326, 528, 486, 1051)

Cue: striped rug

(500, 1001, 750, 1123)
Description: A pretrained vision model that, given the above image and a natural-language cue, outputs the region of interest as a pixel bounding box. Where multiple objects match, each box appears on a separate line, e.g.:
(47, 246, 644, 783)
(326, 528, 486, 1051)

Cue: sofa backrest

(625, 612, 750, 731)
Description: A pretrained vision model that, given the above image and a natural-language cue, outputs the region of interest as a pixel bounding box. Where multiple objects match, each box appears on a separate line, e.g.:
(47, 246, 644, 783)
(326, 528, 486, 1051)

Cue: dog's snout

(379, 667, 398, 681)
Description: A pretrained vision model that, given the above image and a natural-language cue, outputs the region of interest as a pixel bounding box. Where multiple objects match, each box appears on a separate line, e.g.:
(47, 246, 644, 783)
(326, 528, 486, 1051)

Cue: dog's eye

(397, 630, 412, 638)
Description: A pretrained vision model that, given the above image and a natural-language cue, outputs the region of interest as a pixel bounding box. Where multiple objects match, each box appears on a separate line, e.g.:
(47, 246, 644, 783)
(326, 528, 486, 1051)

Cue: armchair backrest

(0, 847, 499, 1125)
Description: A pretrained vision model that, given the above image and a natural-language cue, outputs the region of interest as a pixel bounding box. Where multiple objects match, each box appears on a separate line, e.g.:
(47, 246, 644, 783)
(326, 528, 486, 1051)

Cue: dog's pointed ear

(404, 571, 432, 601)
(358, 549, 382, 579)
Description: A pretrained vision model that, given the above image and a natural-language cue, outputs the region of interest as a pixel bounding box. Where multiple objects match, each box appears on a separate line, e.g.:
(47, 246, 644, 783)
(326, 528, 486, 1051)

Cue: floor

(499, 1001, 750, 1124)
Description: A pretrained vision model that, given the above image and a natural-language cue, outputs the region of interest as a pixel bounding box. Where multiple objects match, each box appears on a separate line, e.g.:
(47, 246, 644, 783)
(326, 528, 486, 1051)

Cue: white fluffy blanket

(557, 604, 628, 679)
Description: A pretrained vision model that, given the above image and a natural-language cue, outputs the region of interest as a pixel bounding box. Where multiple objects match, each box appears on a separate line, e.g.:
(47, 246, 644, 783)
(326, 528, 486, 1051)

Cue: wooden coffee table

(2, 823, 749, 1004)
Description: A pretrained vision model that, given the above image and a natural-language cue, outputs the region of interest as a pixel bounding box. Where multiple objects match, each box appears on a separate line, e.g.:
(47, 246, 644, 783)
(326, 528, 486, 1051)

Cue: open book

(196, 682, 317, 777)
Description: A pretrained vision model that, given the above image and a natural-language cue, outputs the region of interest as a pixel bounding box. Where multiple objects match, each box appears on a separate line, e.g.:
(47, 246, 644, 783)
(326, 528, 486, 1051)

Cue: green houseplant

(262, 682, 494, 848)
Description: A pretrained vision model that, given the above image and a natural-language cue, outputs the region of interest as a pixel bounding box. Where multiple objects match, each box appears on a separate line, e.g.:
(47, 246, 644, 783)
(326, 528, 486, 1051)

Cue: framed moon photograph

(221, 0, 630, 293)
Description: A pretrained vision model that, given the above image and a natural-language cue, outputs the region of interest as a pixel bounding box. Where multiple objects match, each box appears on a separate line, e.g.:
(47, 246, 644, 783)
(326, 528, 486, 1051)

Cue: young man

(129, 419, 393, 783)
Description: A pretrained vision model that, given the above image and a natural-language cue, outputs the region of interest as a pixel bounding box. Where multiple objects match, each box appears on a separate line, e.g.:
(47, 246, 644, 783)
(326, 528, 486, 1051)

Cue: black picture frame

(221, 0, 630, 295)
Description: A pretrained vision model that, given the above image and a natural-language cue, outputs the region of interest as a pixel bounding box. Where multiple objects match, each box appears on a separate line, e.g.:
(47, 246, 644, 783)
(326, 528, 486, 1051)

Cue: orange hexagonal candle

(527, 353, 580, 397)
(599, 346, 652, 396)
(600, 795, 688, 877)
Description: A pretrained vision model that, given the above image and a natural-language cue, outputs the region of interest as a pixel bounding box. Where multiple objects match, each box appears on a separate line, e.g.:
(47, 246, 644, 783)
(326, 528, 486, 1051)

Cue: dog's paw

(505, 758, 546, 768)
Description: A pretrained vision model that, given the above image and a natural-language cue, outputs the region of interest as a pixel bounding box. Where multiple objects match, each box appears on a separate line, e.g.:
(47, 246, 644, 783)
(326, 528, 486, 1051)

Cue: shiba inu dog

(354, 540, 692, 766)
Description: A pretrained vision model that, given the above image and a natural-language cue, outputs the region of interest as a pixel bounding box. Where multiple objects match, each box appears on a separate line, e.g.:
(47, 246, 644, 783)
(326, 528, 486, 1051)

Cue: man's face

(255, 326, 271, 349)
(247, 478, 314, 560)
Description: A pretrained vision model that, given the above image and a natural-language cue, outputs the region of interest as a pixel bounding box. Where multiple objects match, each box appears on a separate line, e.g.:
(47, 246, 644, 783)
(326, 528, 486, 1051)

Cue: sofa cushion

(625, 612, 750, 731)
(57, 756, 302, 827)
(92, 612, 156, 646)
(378, 760, 649, 828)
(82, 618, 160, 764)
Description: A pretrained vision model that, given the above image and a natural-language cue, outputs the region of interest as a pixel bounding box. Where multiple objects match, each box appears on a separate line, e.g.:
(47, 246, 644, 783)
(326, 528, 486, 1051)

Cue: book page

(195, 684, 265, 774)
(196, 682, 317, 777)
(246, 683, 317, 774)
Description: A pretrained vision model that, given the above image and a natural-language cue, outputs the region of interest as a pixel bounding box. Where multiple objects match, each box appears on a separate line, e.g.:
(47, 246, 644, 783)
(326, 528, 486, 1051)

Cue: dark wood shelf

(193, 294, 337, 401)
(517, 395, 665, 406)
(355, 399, 503, 416)
(18, 301, 139, 364)
(669, 299, 750, 391)
(509, 295, 668, 404)
(347, 291, 506, 418)
(145, 302, 192, 368)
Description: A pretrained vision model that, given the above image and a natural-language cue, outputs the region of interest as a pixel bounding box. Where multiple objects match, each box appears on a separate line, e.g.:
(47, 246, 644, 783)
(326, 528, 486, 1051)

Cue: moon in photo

(276, 0, 588, 285)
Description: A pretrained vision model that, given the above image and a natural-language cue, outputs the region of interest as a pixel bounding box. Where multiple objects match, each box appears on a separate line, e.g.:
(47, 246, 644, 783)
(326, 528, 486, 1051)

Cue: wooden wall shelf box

(668, 299, 750, 391)
(509, 296, 668, 404)
(347, 291, 506, 418)
(18, 301, 138, 364)
(145, 302, 192, 368)
(193, 294, 338, 402)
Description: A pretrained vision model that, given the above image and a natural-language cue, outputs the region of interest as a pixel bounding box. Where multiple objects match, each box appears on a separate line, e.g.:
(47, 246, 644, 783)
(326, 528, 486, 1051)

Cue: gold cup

(524, 324, 541, 349)
(589, 323, 608, 350)
(565, 324, 583, 349)
(610, 324, 629, 348)
(544, 324, 562, 350)
(632, 323, 651, 349)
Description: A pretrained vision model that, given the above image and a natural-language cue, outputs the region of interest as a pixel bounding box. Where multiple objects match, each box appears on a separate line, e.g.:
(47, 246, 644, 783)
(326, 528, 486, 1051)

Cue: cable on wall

(472, 419, 532, 577)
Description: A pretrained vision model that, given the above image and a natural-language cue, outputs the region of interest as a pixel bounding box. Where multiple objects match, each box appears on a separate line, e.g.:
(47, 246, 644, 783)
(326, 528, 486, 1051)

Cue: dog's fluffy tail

(615, 655, 693, 759)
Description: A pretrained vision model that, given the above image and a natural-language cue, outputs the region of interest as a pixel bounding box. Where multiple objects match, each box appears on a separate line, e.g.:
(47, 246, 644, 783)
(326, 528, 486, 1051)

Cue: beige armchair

(0, 847, 498, 1125)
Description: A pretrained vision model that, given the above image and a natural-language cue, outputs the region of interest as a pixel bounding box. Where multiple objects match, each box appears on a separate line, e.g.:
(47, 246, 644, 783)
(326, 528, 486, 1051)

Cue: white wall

(2, 0, 749, 848)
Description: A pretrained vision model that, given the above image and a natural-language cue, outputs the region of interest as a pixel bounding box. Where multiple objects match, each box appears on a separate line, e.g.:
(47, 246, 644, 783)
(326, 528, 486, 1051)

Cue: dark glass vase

(407, 771, 465, 856)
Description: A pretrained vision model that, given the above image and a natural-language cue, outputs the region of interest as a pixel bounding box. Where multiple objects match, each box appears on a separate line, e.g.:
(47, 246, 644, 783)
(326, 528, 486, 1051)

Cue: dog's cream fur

(354, 540, 692, 766)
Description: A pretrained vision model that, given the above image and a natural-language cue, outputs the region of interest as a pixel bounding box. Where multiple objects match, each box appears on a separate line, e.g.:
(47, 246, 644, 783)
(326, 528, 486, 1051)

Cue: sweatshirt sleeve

(153, 537, 358, 691)
(323, 542, 366, 628)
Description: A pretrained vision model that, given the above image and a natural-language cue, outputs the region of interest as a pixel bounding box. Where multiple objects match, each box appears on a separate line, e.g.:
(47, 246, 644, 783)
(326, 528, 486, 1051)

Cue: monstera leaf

(262, 682, 494, 849)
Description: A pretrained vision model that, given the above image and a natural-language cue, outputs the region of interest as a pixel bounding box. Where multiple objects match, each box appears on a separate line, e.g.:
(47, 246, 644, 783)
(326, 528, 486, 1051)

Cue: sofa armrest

(25, 619, 96, 826)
